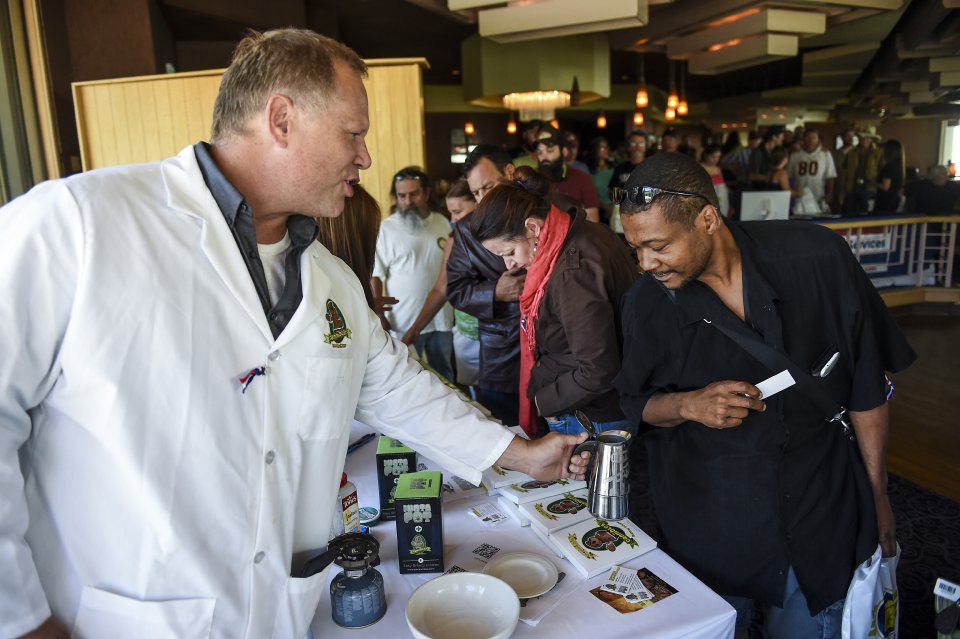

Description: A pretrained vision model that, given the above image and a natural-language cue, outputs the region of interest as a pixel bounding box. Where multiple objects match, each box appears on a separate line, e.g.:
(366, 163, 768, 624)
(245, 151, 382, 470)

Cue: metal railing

(819, 215, 958, 293)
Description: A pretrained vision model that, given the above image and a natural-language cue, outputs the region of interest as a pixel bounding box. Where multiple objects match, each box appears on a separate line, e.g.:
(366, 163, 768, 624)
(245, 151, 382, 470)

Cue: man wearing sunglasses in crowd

(612, 152, 915, 638)
(373, 167, 456, 382)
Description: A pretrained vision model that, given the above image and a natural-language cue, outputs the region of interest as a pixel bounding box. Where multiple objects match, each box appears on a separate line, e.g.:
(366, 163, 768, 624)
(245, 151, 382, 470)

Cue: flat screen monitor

(740, 191, 791, 221)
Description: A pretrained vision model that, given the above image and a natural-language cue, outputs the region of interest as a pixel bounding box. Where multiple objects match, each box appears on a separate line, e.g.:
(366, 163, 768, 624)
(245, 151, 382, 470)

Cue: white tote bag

(842, 543, 901, 639)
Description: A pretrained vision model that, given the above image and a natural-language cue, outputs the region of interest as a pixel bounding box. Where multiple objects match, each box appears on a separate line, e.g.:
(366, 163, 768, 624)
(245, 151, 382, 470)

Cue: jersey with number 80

(787, 148, 837, 201)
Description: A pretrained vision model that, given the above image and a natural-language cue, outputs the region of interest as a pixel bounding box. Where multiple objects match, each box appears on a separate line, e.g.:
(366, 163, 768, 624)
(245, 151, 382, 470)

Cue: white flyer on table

(600, 565, 654, 602)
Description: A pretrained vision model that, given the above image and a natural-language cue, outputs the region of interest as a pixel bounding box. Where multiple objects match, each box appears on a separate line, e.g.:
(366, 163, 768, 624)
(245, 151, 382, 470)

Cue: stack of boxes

(375, 436, 445, 574)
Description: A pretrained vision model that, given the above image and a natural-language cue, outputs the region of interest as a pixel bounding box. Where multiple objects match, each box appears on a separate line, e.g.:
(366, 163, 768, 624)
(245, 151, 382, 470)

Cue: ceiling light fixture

(464, 121, 476, 136)
(635, 54, 649, 108)
(636, 87, 649, 109)
(677, 60, 689, 116)
(596, 111, 607, 129)
(665, 107, 676, 121)
(667, 60, 679, 109)
(506, 113, 517, 135)
(503, 90, 571, 121)
(633, 111, 644, 126)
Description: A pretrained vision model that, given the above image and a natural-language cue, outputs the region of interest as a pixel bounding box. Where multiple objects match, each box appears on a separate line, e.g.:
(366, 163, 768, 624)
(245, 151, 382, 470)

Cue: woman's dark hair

(445, 178, 475, 202)
(720, 131, 741, 157)
(882, 139, 905, 187)
(468, 166, 550, 243)
(585, 136, 610, 172)
(883, 139, 903, 164)
(700, 144, 722, 162)
(316, 185, 381, 309)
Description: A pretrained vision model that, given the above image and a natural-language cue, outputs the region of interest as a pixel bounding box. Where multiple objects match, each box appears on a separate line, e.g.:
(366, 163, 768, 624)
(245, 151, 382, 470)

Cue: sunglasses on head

(611, 185, 707, 206)
(394, 171, 427, 184)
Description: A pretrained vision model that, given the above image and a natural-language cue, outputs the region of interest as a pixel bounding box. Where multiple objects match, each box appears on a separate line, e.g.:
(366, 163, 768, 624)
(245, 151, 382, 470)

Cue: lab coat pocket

(271, 568, 331, 639)
(299, 357, 355, 439)
(72, 586, 215, 639)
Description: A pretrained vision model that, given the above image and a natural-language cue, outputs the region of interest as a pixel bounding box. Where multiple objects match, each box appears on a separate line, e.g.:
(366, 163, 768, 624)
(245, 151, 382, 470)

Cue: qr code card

(469, 502, 508, 526)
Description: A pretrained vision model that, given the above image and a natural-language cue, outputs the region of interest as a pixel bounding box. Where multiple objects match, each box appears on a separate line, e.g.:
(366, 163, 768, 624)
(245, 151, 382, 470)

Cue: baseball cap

(534, 124, 562, 149)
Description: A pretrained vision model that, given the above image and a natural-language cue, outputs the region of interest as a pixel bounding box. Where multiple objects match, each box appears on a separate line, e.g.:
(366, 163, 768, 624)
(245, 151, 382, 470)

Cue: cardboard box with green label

(375, 436, 417, 521)
(394, 470, 444, 574)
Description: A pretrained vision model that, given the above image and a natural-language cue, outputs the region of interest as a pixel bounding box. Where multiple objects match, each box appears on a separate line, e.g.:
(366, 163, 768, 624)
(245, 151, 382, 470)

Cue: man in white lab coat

(0, 30, 587, 639)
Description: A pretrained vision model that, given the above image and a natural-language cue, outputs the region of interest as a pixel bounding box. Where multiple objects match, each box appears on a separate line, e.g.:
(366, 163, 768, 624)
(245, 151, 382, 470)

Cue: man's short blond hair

(211, 29, 367, 143)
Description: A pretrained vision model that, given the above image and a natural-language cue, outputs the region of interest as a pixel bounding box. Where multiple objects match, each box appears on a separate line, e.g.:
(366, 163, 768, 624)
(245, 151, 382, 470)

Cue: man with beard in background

(534, 124, 600, 222)
(373, 167, 455, 382)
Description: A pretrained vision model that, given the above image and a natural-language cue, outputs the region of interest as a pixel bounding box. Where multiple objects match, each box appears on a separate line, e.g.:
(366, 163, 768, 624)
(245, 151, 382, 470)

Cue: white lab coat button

(265, 451, 276, 464)
(268, 351, 281, 361)
(254, 551, 265, 564)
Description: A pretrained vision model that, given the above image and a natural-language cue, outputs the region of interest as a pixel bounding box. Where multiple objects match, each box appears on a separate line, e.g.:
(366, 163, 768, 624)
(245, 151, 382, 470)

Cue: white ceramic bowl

(405, 572, 520, 639)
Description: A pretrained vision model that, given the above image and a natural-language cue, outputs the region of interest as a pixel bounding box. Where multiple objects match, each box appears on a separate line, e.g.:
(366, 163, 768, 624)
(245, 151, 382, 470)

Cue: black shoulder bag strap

(704, 317, 855, 439)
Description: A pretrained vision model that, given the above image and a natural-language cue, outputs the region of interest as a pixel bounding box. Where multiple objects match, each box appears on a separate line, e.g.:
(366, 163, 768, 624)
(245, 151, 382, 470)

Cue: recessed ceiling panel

(667, 9, 825, 60)
(688, 33, 798, 75)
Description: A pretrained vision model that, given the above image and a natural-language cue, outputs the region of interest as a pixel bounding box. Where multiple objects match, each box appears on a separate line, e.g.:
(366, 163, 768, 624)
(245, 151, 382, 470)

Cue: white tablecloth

(310, 422, 736, 639)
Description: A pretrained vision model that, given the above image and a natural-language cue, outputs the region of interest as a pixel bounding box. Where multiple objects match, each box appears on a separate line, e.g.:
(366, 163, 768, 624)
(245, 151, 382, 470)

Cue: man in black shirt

(608, 129, 648, 191)
(748, 124, 785, 190)
(614, 152, 915, 638)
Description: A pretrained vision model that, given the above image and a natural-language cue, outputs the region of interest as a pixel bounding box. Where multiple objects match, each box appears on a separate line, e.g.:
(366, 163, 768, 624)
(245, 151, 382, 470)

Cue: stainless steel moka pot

(573, 410, 631, 521)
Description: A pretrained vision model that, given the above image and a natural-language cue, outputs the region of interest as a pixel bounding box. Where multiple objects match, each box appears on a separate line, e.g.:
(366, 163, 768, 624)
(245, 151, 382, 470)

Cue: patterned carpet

(628, 452, 960, 637)
(890, 473, 960, 638)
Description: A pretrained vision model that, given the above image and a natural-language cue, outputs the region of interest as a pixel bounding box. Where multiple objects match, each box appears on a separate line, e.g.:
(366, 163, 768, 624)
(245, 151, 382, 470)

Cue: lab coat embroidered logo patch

(323, 299, 352, 348)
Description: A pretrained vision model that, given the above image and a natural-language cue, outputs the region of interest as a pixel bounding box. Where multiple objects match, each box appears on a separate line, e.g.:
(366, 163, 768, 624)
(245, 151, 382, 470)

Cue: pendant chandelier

(503, 91, 571, 121)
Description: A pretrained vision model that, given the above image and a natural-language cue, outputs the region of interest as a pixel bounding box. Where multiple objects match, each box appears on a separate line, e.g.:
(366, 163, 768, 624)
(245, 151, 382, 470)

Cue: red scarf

(518, 206, 573, 436)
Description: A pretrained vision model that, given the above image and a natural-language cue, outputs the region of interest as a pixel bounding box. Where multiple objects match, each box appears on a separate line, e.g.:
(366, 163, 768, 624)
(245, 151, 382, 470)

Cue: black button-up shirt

(194, 143, 318, 338)
(614, 220, 915, 613)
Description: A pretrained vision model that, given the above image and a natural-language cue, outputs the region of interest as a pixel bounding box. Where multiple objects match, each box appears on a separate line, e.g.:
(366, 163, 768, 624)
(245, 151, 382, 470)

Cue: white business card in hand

(755, 369, 796, 399)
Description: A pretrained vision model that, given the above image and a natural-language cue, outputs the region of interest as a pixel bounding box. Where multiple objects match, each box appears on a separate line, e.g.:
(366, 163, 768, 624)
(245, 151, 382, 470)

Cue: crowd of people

(0, 25, 951, 639)
(513, 120, 959, 224)
(338, 114, 944, 639)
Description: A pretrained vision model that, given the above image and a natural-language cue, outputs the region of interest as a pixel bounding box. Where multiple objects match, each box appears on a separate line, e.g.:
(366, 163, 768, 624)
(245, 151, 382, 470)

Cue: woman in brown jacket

(468, 167, 639, 437)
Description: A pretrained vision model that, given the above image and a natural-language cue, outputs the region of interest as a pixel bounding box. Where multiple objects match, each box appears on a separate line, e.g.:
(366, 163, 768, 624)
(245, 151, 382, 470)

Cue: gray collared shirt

(193, 142, 318, 338)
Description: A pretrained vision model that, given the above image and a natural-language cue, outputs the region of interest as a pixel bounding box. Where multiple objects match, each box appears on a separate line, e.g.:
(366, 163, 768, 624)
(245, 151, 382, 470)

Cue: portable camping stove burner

(329, 532, 386, 628)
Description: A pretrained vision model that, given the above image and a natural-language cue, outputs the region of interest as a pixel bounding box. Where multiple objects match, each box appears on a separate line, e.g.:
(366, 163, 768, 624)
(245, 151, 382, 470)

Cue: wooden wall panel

(361, 62, 426, 212)
(72, 59, 427, 213)
(72, 69, 223, 170)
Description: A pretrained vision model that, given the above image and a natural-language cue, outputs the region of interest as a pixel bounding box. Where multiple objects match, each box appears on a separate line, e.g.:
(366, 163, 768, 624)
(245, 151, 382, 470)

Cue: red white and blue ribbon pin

(239, 366, 266, 394)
